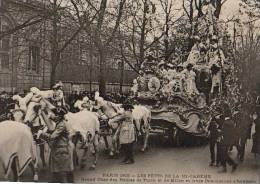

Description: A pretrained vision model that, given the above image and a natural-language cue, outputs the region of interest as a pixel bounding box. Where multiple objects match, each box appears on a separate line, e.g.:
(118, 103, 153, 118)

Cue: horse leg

(110, 127, 118, 157)
(89, 135, 99, 170)
(141, 116, 150, 152)
(103, 135, 109, 151)
(39, 144, 46, 167)
(72, 143, 79, 167)
(141, 124, 150, 152)
(80, 147, 88, 170)
(110, 134, 116, 157)
(71, 133, 80, 167)
(29, 161, 39, 182)
(11, 157, 19, 182)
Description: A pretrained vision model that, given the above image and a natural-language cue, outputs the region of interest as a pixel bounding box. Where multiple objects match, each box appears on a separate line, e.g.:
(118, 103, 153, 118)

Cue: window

(28, 46, 40, 72)
(80, 49, 89, 65)
(0, 16, 11, 70)
(0, 0, 8, 8)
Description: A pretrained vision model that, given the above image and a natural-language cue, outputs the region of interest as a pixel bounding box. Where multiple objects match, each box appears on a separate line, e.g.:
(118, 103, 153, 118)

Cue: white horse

(95, 97, 151, 155)
(24, 100, 100, 170)
(0, 121, 38, 182)
(65, 110, 100, 170)
(132, 105, 151, 152)
(13, 99, 53, 168)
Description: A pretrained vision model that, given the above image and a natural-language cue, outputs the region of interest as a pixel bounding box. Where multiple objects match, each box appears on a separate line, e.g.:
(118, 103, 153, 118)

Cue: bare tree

(119, 0, 163, 72)
(77, 0, 127, 96)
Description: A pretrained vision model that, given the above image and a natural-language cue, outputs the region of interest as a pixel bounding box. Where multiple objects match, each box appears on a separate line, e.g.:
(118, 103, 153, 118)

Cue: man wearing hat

(39, 106, 74, 182)
(252, 105, 260, 156)
(207, 107, 223, 167)
(218, 103, 238, 173)
(0, 91, 9, 121)
(110, 103, 136, 164)
(52, 81, 65, 107)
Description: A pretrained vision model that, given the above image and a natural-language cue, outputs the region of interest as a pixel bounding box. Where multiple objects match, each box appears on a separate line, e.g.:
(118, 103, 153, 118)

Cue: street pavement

(18, 134, 260, 184)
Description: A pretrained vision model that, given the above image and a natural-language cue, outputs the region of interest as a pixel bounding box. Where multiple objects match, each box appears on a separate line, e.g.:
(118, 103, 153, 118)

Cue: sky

(220, 0, 240, 20)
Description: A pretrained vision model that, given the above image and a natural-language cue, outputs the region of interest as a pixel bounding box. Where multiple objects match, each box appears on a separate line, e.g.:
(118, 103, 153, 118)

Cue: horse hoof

(141, 148, 146, 152)
(34, 174, 39, 182)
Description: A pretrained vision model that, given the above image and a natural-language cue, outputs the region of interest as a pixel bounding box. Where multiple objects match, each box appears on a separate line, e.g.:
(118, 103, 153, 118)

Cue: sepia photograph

(0, 0, 259, 183)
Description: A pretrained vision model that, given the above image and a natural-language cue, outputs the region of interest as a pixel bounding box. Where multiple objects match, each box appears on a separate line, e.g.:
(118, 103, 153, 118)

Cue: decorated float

(130, 1, 233, 146)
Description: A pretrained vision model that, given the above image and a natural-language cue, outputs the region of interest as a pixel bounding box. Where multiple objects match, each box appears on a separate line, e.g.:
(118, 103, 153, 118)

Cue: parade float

(130, 2, 233, 146)
(131, 55, 212, 146)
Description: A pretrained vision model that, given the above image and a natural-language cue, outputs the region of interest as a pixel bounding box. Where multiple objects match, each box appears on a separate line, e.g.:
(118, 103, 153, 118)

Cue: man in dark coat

(208, 107, 222, 166)
(252, 106, 260, 155)
(219, 103, 238, 173)
(0, 91, 8, 121)
(235, 103, 252, 162)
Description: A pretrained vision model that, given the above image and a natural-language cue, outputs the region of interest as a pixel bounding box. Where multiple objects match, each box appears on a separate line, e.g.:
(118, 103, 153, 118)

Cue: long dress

(185, 70, 199, 95)
(46, 121, 74, 173)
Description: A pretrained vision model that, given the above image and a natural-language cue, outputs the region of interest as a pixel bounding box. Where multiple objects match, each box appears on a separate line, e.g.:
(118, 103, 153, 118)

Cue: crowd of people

(0, 83, 138, 182)
(207, 94, 260, 173)
(0, 32, 260, 179)
(0, 79, 259, 182)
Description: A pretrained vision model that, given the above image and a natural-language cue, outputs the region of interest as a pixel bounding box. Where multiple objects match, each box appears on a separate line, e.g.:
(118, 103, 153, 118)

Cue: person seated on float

(182, 63, 199, 96)
(141, 49, 156, 70)
(198, 43, 208, 65)
(166, 63, 177, 81)
(157, 61, 167, 79)
(136, 70, 148, 92)
(130, 79, 139, 97)
(175, 64, 186, 92)
(208, 35, 225, 68)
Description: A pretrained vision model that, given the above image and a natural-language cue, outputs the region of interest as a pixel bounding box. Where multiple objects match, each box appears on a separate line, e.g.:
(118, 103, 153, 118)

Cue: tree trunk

(214, 0, 222, 19)
(99, 50, 106, 97)
(119, 60, 124, 94)
(50, 63, 58, 87)
(139, 0, 148, 64)
(89, 42, 94, 93)
(164, 11, 170, 62)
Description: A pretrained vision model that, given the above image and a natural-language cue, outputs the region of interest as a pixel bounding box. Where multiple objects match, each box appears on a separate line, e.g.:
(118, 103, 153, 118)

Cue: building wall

(0, 0, 137, 94)
(0, 0, 52, 92)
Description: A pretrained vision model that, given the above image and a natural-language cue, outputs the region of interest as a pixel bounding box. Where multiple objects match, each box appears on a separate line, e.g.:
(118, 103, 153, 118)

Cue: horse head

(24, 101, 41, 126)
(11, 109, 25, 123)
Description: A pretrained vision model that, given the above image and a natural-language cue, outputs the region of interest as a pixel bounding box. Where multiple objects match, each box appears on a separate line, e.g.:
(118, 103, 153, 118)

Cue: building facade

(0, 0, 137, 94)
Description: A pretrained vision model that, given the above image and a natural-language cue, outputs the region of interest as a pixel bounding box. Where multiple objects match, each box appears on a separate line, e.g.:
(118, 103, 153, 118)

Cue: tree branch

(106, 0, 127, 46)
